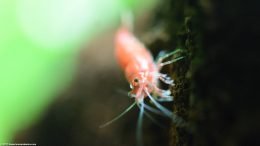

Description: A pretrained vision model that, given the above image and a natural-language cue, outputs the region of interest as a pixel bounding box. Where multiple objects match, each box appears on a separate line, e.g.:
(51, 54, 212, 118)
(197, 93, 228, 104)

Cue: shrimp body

(100, 23, 184, 144)
(115, 26, 172, 103)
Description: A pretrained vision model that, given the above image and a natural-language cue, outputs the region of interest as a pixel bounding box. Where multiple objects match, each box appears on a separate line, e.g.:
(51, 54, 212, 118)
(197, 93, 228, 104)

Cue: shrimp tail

(121, 10, 134, 32)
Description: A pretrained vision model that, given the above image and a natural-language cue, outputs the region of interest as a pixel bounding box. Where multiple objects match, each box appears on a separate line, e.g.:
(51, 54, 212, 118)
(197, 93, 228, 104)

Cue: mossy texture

(147, 0, 260, 146)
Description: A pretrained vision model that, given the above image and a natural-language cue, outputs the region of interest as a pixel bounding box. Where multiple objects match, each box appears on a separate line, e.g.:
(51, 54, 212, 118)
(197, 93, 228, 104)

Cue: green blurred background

(0, 0, 156, 142)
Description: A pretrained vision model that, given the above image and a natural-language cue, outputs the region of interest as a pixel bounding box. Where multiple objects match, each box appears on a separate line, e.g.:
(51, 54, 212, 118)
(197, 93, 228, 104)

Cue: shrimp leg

(143, 103, 164, 115)
(156, 49, 182, 64)
(145, 88, 185, 126)
(159, 56, 185, 67)
(151, 84, 173, 101)
(156, 49, 184, 69)
(156, 73, 175, 86)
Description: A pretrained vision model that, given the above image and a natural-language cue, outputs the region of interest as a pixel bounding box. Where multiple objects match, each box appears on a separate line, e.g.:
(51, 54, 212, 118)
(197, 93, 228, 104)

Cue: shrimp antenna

(143, 104, 165, 116)
(142, 105, 166, 129)
(136, 102, 144, 146)
(99, 102, 136, 128)
(144, 88, 185, 126)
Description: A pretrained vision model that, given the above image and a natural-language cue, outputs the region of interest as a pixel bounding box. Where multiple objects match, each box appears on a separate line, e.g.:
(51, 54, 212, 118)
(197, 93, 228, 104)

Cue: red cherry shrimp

(100, 15, 185, 146)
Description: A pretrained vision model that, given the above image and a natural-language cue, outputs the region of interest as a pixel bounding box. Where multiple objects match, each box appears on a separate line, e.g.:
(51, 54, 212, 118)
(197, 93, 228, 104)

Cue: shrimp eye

(132, 78, 139, 86)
